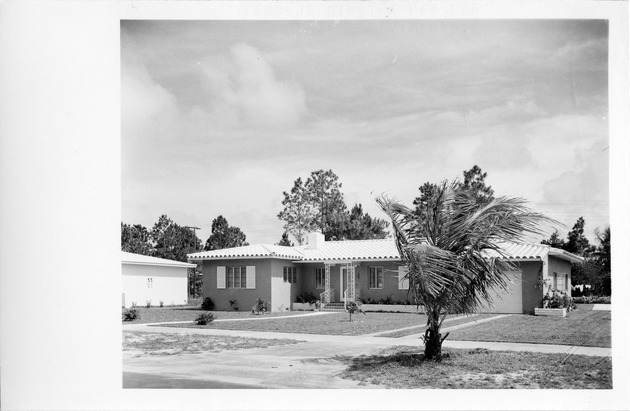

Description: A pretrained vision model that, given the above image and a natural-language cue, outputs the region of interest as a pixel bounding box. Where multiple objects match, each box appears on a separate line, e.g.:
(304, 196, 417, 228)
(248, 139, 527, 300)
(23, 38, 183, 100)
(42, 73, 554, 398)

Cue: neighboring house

(187, 232, 582, 314)
(122, 251, 196, 308)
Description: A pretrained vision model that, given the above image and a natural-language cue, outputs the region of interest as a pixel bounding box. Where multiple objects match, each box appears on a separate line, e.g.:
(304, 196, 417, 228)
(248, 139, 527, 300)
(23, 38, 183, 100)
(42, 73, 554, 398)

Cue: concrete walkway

(123, 322, 611, 357)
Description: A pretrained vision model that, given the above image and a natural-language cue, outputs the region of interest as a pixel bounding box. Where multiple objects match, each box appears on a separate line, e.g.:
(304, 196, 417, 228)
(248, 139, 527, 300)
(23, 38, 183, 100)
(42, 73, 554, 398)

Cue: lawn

(342, 346, 612, 389)
(122, 307, 303, 324)
(123, 331, 302, 356)
(159, 311, 429, 336)
(448, 310, 611, 347)
(376, 314, 501, 338)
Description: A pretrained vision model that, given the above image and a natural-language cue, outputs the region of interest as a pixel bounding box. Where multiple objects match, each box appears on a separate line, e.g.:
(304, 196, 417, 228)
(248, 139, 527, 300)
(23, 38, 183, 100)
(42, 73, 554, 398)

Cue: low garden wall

(535, 307, 567, 317)
(291, 302, 424, 313)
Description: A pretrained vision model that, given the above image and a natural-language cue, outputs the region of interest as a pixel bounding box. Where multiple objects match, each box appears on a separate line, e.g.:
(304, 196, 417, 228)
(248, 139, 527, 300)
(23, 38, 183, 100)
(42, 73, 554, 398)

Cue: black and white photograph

(2, 1, 629, 410)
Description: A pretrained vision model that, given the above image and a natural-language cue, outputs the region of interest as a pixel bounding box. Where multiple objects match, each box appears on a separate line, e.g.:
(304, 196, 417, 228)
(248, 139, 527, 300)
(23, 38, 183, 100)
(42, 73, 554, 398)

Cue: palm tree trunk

(423, 309, 444, 359)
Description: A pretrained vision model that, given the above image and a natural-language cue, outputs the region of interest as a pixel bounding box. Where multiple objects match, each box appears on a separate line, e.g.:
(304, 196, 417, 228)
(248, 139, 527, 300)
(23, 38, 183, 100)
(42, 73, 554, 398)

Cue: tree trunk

(423, 311, 445, 360)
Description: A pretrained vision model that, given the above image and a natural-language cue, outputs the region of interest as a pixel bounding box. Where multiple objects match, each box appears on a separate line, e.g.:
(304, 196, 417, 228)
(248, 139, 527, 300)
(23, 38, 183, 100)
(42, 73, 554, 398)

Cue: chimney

(306, 232, 325, 249)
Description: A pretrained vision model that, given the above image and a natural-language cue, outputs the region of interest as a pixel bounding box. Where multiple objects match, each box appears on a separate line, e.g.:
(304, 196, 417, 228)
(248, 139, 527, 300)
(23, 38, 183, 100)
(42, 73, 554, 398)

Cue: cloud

(200, 43, 308, 127)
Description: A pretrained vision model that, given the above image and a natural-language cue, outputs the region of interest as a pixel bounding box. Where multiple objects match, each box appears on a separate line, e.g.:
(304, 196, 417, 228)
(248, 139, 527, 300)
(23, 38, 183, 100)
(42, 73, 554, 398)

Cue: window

(283, 266, 297, 283)
(315, 268, 325, 289)
(227, 267, 247, 289)
(369, 267, 384, 289)
(147, 278, 153, 288)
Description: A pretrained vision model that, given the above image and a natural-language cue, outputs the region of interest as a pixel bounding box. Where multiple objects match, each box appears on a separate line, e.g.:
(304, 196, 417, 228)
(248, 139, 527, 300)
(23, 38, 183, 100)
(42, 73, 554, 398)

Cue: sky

(121, 19, 609, 246)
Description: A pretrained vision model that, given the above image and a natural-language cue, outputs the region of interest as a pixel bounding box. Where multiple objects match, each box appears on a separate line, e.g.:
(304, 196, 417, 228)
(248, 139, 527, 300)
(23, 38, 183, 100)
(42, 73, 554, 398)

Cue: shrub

(145, 300, 152, 308)
(195, 312, 214, 325)
(573, 295, 611, 304)
(122, 309, 139, 321)
(251, 297, 268, 314)
(542, 290, 575, 310)
(159, 300, 164, 308)
(201, 297, 215, 311)
(229, 299, 238, 310)
(345, 301, 366, 322)
(296, 292, 318, 304)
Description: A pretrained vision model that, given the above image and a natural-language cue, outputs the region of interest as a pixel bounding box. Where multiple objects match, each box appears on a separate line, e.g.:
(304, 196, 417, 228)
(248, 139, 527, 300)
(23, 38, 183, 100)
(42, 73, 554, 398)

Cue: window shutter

(398, 266, 409, 290)
(217, 266, 226, 289)
(246, 266, 256, 289)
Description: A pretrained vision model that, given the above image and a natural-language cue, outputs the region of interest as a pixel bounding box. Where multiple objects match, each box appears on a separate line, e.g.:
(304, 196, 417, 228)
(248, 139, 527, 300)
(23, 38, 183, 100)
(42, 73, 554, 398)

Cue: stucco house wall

(122, 263, 188, 308)
(547, 256, 572, 295)
(202, 258, 272, 311)
(269, 260, 300, 311)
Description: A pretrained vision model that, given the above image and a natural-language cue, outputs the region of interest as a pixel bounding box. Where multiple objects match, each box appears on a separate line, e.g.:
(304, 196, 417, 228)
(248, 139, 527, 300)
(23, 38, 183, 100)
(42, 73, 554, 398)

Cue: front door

(340, 265, 356, 302)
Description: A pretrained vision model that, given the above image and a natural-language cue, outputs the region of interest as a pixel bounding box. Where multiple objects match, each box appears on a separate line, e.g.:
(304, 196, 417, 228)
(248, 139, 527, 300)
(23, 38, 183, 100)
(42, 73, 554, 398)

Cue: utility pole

(184, 226, 201, 299)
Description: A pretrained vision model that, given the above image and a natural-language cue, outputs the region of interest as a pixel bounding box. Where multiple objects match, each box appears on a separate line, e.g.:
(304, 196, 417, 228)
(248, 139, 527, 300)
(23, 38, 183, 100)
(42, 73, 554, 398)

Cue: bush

(542, 290, 575, 310)
(573, 295, 611, 304)
(252, 297, 268, 314)
(159, 300, 164, 308)
(145, 300, 152, 308)
(122, 309, 139, 321)
(296, 292, 318, 304)
(201, 297, 215, 311)
(195, 313, 215, 325)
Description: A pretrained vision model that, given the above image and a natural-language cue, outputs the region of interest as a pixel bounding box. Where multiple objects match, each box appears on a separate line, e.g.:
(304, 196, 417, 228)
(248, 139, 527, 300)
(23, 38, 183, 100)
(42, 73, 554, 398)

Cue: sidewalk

(123, 322, 611, 357)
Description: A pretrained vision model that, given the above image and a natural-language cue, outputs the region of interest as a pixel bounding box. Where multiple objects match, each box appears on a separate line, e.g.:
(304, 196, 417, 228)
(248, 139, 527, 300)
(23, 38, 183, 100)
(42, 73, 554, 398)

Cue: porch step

(321, 303, 347, 312)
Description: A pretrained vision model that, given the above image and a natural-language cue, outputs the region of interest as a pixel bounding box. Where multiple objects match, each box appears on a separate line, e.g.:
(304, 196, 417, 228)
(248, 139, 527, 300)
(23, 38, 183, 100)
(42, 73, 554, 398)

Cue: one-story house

(187, 232, 583, 314)
(121, 251, 196, 308)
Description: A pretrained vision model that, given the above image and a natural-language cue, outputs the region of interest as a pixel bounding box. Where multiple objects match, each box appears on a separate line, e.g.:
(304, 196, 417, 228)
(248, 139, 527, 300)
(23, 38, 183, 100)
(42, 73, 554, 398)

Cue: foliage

(541, 229, 566, 249)
(541, 289, 575, 310)
(329, 203, 390, 241)
(572, 295, 611, 304)
(122, 308, 139, 321)
(296, 292, 318, 304)
(378, 180, 552, 359)
(159, 300, 164, 308)
(145, 300, 152, 308)
(201, 297, 215, 311)
(277, 231, 294, 247)
(204, 215, 248, 251)
(229, 299, 238, 310)
(121, 223, 153, 255)
(277, 177, 315, 245)
(346, 301, 366, 322)
(251, 298, 268, 314)
(278, 170, 388, 244)
(151, 214, 202, 262)
(460, 165, 494, 204)
(195, 312, 215, 325)
(564, 217, 592, 256)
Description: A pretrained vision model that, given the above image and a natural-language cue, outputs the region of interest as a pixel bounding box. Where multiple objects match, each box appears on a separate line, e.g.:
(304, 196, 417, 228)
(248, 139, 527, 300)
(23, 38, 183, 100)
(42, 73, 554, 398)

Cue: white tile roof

(296, 239, 400, 262)
(122, 251, 197, 268)
(187, 244, 304, 261)
(186, 238, 583, 263)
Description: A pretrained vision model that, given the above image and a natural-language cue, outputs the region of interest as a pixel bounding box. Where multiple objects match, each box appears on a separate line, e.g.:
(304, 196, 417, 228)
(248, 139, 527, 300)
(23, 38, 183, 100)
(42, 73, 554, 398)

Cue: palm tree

(377, 181, 555, 360)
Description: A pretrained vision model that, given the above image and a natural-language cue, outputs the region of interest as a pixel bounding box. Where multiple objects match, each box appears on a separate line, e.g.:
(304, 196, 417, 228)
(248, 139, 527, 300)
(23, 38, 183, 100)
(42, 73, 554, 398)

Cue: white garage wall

(122, 264, 188, 308)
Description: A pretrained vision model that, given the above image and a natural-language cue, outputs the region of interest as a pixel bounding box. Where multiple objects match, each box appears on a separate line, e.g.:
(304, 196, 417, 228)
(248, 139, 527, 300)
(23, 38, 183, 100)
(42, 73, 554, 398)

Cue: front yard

(158, 311, 429, 336)
(448, 309, 611, 347)
(342, 346, 612, 389)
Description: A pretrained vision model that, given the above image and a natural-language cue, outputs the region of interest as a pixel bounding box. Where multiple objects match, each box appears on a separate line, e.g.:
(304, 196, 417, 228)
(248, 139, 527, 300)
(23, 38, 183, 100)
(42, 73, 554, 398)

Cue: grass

(449, 310, 611, 347)
(160, 312, 429, 336)
(376, 314, 500, 338)
(122, 307, 302, 324)
(123, 331, 302, 356)
(342, 346, 612, 389)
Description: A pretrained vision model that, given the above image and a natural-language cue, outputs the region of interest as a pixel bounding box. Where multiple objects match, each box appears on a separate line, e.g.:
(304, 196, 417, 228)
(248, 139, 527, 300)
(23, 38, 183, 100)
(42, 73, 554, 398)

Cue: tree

(204, 215, 248, 251)
(541, 229, 567, 249)
(594, 226, 611, 274)
(277, 231, 294, 247)
(565, 217, 591, 256)
(121, 222, 153, 255)
(338, 204, 389, 240)
(459, 165, 494, 204)
(150, 215, 202, 262)
(378, 181, 552, 360)
(277, 178, 314, 245)
(304, 169, 347, 238)
(277, 170, 347, 243)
